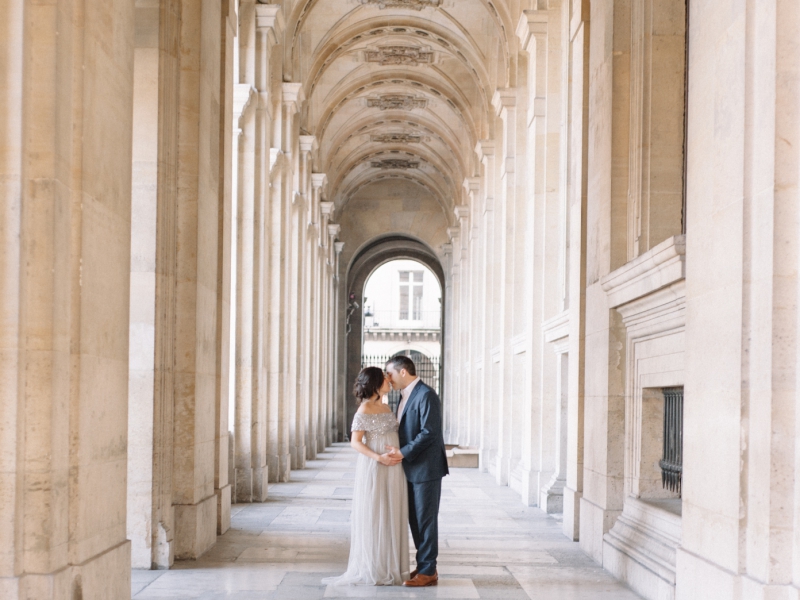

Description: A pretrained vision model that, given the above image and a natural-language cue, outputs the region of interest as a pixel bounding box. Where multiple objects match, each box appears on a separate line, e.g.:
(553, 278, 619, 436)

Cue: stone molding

(511, 333, 528, 355)
(542, 309, 569, 344)
(360, 0, 441, 9)
(365, 45, 434, 66)
(601, 234, 685, 309)
(516, 9, 549, 53)
(366, 94, 428, 110)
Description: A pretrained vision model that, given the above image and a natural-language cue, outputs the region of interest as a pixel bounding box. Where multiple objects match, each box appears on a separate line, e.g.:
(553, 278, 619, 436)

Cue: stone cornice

(516, 9, 548, 53)
(601, 234, 686, 309)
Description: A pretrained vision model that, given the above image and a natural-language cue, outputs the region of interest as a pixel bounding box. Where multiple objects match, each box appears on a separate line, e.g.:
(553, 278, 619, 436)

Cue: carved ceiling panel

(364, 46, 434, 66)
(359, 0, 441, 9)
(370, 133, 424, 143)
(366, 94, 428, 110)
(370, 159, 420, 169)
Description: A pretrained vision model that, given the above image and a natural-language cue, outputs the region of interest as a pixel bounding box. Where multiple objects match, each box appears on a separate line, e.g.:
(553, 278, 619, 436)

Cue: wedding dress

(323, 412, 410, 586)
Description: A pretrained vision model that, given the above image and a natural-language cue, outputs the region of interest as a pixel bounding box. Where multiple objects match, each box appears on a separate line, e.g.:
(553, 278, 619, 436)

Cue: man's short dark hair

(385, 355, 416, 376)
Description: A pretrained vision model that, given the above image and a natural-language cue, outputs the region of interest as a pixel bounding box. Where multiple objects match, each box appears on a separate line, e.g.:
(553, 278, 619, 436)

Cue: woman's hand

(377, 450, 403, 466)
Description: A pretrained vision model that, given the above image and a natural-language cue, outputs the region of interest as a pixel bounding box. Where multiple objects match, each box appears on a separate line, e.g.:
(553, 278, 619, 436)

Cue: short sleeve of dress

(351, 413, 368, 432)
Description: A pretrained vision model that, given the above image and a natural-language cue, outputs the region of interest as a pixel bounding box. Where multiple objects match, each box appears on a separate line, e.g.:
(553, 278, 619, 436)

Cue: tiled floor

(132, 443, 642, 599)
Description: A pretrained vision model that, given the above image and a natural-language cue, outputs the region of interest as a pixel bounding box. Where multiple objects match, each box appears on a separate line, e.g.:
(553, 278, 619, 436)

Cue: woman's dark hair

(353, 366, 385, 402)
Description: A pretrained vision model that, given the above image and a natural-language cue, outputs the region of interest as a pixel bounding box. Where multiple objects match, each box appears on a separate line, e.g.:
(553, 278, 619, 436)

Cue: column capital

(475, 139, 495, 161)
(328, 223, 341, 238)
(320, 201, 334, 216)
(282, 82, 305, 111)
(442, 243, 453, 256)
(516, 9, 548, 53)
(463, 177, 480, 194)
(454, 205, 469, 220)
(311, 173, 328, 189)
(334, 241, 345, 254)
(255, 4, 284, 41)
(299, 135, 318, 154)
(447, 226, 460, 241)
(492, 88, 517, 116)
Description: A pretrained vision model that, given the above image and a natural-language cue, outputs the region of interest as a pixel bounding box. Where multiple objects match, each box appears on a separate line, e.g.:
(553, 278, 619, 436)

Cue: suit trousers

(407, 478, 442, 575)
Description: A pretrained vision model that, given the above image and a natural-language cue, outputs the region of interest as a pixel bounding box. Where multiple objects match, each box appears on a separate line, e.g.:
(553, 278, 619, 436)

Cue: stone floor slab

(133, 444, 642, 600)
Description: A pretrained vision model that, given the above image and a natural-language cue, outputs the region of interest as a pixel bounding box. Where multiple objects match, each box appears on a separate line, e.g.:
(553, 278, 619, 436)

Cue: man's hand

(385, 445, 404, 460)
(377, 450, 403, 466)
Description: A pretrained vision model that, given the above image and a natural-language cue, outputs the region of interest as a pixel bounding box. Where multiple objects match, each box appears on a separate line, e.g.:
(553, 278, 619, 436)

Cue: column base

(216, 483, 232, 534)
(517, 467, 551, 507)
(267, 452, 292, 482)
(563, 486, 581, 541)
(233, 467, 268, 503)
(494, 454, 511, 486)
(317, 434, 326, 453)
(603, 497, 681, 600)
(292, 444, 306, 470)
(579, 496, 621, 564)
(539, 475, 565, 513)
(174, 493, 217, 560)
(0, 541, 131, 600)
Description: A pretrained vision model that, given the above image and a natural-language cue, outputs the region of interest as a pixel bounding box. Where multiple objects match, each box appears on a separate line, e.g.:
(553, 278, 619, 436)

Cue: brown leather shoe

(403, 571, 438, 587)
(409, 569, 418, 579)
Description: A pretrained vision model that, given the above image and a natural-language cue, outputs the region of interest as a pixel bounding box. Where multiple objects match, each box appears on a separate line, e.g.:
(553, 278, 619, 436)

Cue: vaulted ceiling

(285, 0, 519, 224)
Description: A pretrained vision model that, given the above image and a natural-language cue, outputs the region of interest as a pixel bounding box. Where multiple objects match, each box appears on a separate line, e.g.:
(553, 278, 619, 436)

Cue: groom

(384, 356, 449, 587)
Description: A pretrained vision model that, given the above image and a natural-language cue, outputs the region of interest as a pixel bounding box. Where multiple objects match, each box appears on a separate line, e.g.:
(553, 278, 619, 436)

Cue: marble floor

(132, 443, 642, 599)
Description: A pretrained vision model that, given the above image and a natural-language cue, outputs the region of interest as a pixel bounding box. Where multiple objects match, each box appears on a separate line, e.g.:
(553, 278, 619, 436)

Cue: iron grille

(660, 386, 684, 494)
(361, 351, 440, 414)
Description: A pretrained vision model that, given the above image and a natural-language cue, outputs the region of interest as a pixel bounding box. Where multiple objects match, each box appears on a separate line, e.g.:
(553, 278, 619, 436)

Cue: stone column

(445, 225, 461, 442)
(454, 203, 471, 446)
(462, 179, 481, 448)
(492, 88, 518, 486)
(475, 139, 497, 472)
(332, 241, 346, 444)
(677, 1, 800, 596)
(563, 0, 590, 542)
(311, 174, 328, 451)
(0, 0, 135, 595)
(171, 0, 227, 560)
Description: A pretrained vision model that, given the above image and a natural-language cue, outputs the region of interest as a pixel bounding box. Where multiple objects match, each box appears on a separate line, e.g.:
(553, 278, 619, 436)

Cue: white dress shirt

(396, 377, 421, 422)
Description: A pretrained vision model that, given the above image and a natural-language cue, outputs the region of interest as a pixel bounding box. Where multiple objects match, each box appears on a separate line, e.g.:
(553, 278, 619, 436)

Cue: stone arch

(340, 235, 446, 437)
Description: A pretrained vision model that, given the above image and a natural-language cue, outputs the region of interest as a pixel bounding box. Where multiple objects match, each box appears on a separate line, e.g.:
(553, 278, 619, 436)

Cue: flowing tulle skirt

(323, 431, 410, 586)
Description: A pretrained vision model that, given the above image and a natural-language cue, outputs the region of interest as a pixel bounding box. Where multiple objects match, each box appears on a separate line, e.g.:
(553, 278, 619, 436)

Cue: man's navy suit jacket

(397, 380, 449, 483)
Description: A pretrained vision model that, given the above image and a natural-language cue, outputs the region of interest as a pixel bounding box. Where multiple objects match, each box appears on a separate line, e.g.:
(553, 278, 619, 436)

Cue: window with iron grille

(660, 386, 684, 495)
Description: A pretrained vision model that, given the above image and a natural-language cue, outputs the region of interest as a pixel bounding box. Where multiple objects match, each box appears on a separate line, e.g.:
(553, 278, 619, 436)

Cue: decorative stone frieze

(360, 0, 441, 9)
(365, 45, 434, 66)
(370, 158, 419, 169)
(370, 133, 424, 143)
(367, 94, 428, 110)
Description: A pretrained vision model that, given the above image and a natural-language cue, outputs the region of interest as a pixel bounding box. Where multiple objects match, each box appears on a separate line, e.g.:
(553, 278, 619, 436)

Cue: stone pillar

(475, 140, 497, 472)
(492, 88, 518, 486)
(445, 225, 461, 442)
(214, 0, 237, 537)
(311, 174, 328, 450)
(0, 0, 135, 595)
(171, 0, 226, 560)
(677, 1, 800, 597)
(455, 203, 471, 446)
(332, 241, 346, 444)
(563, 0, 590, 542)
(463, 179, 481, 449)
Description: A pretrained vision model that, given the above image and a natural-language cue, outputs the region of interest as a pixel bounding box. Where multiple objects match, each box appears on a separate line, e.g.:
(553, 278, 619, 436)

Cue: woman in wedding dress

(322, 367, 410, 586)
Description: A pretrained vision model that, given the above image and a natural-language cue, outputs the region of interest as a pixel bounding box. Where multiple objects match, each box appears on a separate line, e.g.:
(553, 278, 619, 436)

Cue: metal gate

(361, 351, 440, 414)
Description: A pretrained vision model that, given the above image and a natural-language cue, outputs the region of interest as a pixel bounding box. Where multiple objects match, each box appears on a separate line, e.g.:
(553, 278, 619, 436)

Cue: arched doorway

(339, 235, 446, 440)
(360, 259, 443, 413)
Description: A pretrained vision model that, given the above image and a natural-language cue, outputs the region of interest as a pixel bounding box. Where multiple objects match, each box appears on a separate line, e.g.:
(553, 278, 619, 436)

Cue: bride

(322, 367, 410, 586)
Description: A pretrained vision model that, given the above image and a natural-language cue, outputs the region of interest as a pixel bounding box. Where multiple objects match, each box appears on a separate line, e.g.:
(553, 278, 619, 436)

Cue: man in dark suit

(384, 355, 449, 587)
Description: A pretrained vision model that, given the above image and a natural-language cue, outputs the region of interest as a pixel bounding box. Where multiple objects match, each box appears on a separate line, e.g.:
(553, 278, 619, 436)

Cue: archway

(339, 235, 446, 439)
(361, 259, 442, 413)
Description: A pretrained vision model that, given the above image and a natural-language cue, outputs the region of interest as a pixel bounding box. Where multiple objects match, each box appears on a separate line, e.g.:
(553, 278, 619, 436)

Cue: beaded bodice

(351, 412, 398, 435)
